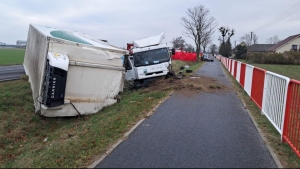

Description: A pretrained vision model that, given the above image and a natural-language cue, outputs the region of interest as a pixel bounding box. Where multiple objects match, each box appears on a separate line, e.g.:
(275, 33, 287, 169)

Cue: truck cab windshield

(133, 48, 170, 67)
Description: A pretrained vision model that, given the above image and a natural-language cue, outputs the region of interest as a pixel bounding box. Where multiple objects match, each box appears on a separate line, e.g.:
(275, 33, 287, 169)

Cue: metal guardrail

(218, 56, 300, 158)
(233, 61, 237, 79)
(251, 67, 266, 109)
(262, 71, 290, 134)
(282, 80, 300, 158)
(239, 63, 246, 87)
(236, 61, 241, 83)
(244, 64, 254, 96)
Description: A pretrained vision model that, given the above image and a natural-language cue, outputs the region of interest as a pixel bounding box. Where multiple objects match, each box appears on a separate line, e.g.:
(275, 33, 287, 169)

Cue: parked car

(202, 54, 214, 62)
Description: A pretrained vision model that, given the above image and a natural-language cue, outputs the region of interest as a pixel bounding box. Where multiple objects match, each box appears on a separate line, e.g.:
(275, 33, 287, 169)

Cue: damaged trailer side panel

(24, 24, 127, 117)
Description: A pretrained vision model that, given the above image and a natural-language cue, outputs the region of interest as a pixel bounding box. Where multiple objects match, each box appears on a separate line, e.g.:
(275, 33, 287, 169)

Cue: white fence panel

(228, 59, 231, 71)
(236, 61, 241, 82)
(262, 71, 290, 135)
(244, 64, 254, 96)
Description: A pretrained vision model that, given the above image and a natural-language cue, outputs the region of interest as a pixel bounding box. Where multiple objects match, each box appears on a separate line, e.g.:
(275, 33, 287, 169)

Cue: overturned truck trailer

(24, 24, 127, 117)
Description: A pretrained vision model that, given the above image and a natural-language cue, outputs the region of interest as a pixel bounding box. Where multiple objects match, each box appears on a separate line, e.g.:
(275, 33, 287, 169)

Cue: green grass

(0, 60, 205, 167)
(172, 60, 204, 74)
(0, 80, 171, 167)
(0, 48, 25, 65)
(222, 63, 300, 168)
(234, 59, 300, 81)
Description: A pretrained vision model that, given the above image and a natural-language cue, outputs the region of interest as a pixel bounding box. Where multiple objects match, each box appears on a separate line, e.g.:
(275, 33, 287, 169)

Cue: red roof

(267, 34, 300, 51)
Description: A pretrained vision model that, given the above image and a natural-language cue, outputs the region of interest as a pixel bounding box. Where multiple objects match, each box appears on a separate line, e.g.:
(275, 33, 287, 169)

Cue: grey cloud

(0, 0, 299, 47)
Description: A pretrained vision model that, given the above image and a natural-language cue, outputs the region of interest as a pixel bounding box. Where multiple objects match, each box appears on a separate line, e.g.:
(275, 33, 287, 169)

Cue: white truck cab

(124, 33, 175, 88)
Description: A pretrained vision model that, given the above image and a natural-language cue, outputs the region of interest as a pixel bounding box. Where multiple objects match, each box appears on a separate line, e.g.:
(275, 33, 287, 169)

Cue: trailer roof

(31, 24, 125, 52)
(133, 32, 165, 48)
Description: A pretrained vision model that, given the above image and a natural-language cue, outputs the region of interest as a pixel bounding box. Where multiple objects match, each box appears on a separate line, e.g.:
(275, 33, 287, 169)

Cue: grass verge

(0, 48, 25, 66)
(221, 63, 300, 168)
(0, 80, 170, 167)
(0, 60, 204, 168)
(172, 60, 204, 74)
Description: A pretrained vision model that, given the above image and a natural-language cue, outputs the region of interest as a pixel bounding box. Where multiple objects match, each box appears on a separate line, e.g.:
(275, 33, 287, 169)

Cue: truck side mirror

(124, 55, 132, 71)
(171, 48, 175, 55)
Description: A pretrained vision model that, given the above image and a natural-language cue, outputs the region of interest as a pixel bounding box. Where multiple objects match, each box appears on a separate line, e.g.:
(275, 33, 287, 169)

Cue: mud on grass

(139, 60, 227, 95)
(138, 74, 228, 97)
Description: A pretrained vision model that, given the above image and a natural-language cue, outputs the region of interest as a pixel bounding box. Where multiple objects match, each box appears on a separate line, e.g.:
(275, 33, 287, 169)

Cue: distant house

(16, 40, 27, 46)
(247, 44, 274, 55)
(267, 34, 300, 53)
(232, 42, 247, 57)
(0, 42, 5, 45)
(239, 42, 246, 47)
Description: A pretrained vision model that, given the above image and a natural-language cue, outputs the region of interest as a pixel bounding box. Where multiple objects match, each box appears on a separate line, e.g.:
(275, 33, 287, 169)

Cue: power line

(256, 4, 300, 31)
(253, 1, 300, 32)
(255, 1, 300, 30)
(254, 1, 300, 31)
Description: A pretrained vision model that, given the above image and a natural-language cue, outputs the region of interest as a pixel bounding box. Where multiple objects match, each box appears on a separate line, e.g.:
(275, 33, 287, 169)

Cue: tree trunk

(196, 46, 200, 62)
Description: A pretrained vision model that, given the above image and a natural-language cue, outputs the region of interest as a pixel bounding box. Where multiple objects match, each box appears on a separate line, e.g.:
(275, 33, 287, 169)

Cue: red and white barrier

(236, 62, 241, 83)
(231, 60, 235, 76)
(244, 64, 254, 96)
(262, 71, 290, 134)
(233, 61, 238, 78)
(239, 63, 246, 87)
(217, 55, 300, 158)
(229, 59, 232, 73)
(282, 80, 300, 158)
(251, 67, 266, 109)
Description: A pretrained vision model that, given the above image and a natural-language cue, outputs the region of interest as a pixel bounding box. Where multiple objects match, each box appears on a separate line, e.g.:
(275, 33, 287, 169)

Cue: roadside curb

(88, 91, 173, 168)
(221, 63, 283, 168)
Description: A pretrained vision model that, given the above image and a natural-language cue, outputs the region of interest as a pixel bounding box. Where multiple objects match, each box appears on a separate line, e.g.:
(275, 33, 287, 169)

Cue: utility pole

(250, 32, 253, 45)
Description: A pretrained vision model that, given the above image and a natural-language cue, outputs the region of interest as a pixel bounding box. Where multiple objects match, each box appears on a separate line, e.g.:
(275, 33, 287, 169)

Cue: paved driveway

(0, 65, 25, 81)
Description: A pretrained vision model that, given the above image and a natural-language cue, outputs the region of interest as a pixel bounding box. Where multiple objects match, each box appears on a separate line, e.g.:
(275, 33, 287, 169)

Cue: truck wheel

(170, 69, 176, 76)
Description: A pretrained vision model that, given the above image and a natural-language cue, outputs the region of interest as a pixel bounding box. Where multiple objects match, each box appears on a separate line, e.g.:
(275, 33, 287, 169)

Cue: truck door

(125, 57, 136, 81)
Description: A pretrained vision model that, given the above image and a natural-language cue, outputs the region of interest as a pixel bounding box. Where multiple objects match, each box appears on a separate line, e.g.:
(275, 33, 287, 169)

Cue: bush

(235, 45, 247, 59)
(251, 53, 263, 63)
(250, 51, 300, 65)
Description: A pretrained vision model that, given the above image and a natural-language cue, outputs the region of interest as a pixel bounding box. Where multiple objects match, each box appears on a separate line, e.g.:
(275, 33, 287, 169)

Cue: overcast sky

(1, 0, 300, 48)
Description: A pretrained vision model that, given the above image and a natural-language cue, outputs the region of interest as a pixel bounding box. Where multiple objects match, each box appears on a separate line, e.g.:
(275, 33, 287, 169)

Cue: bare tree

(240, 33, 259, 47)
(218, 26, 235, 57)
(170, 36, 186, 49)
(219, 27, 234, 43)
(252, 34, 258, 44)
(202, 32, 212, 52)
(266, 35, 280, 44)
(184, 43, 195, 52)
(181, 4, 217, 61)
(209, 44, 217, 55)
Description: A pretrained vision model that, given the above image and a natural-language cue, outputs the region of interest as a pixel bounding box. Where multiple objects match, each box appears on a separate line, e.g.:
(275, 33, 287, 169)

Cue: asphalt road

(95, 59, 277, 168)
(0, 65, 25, 81)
